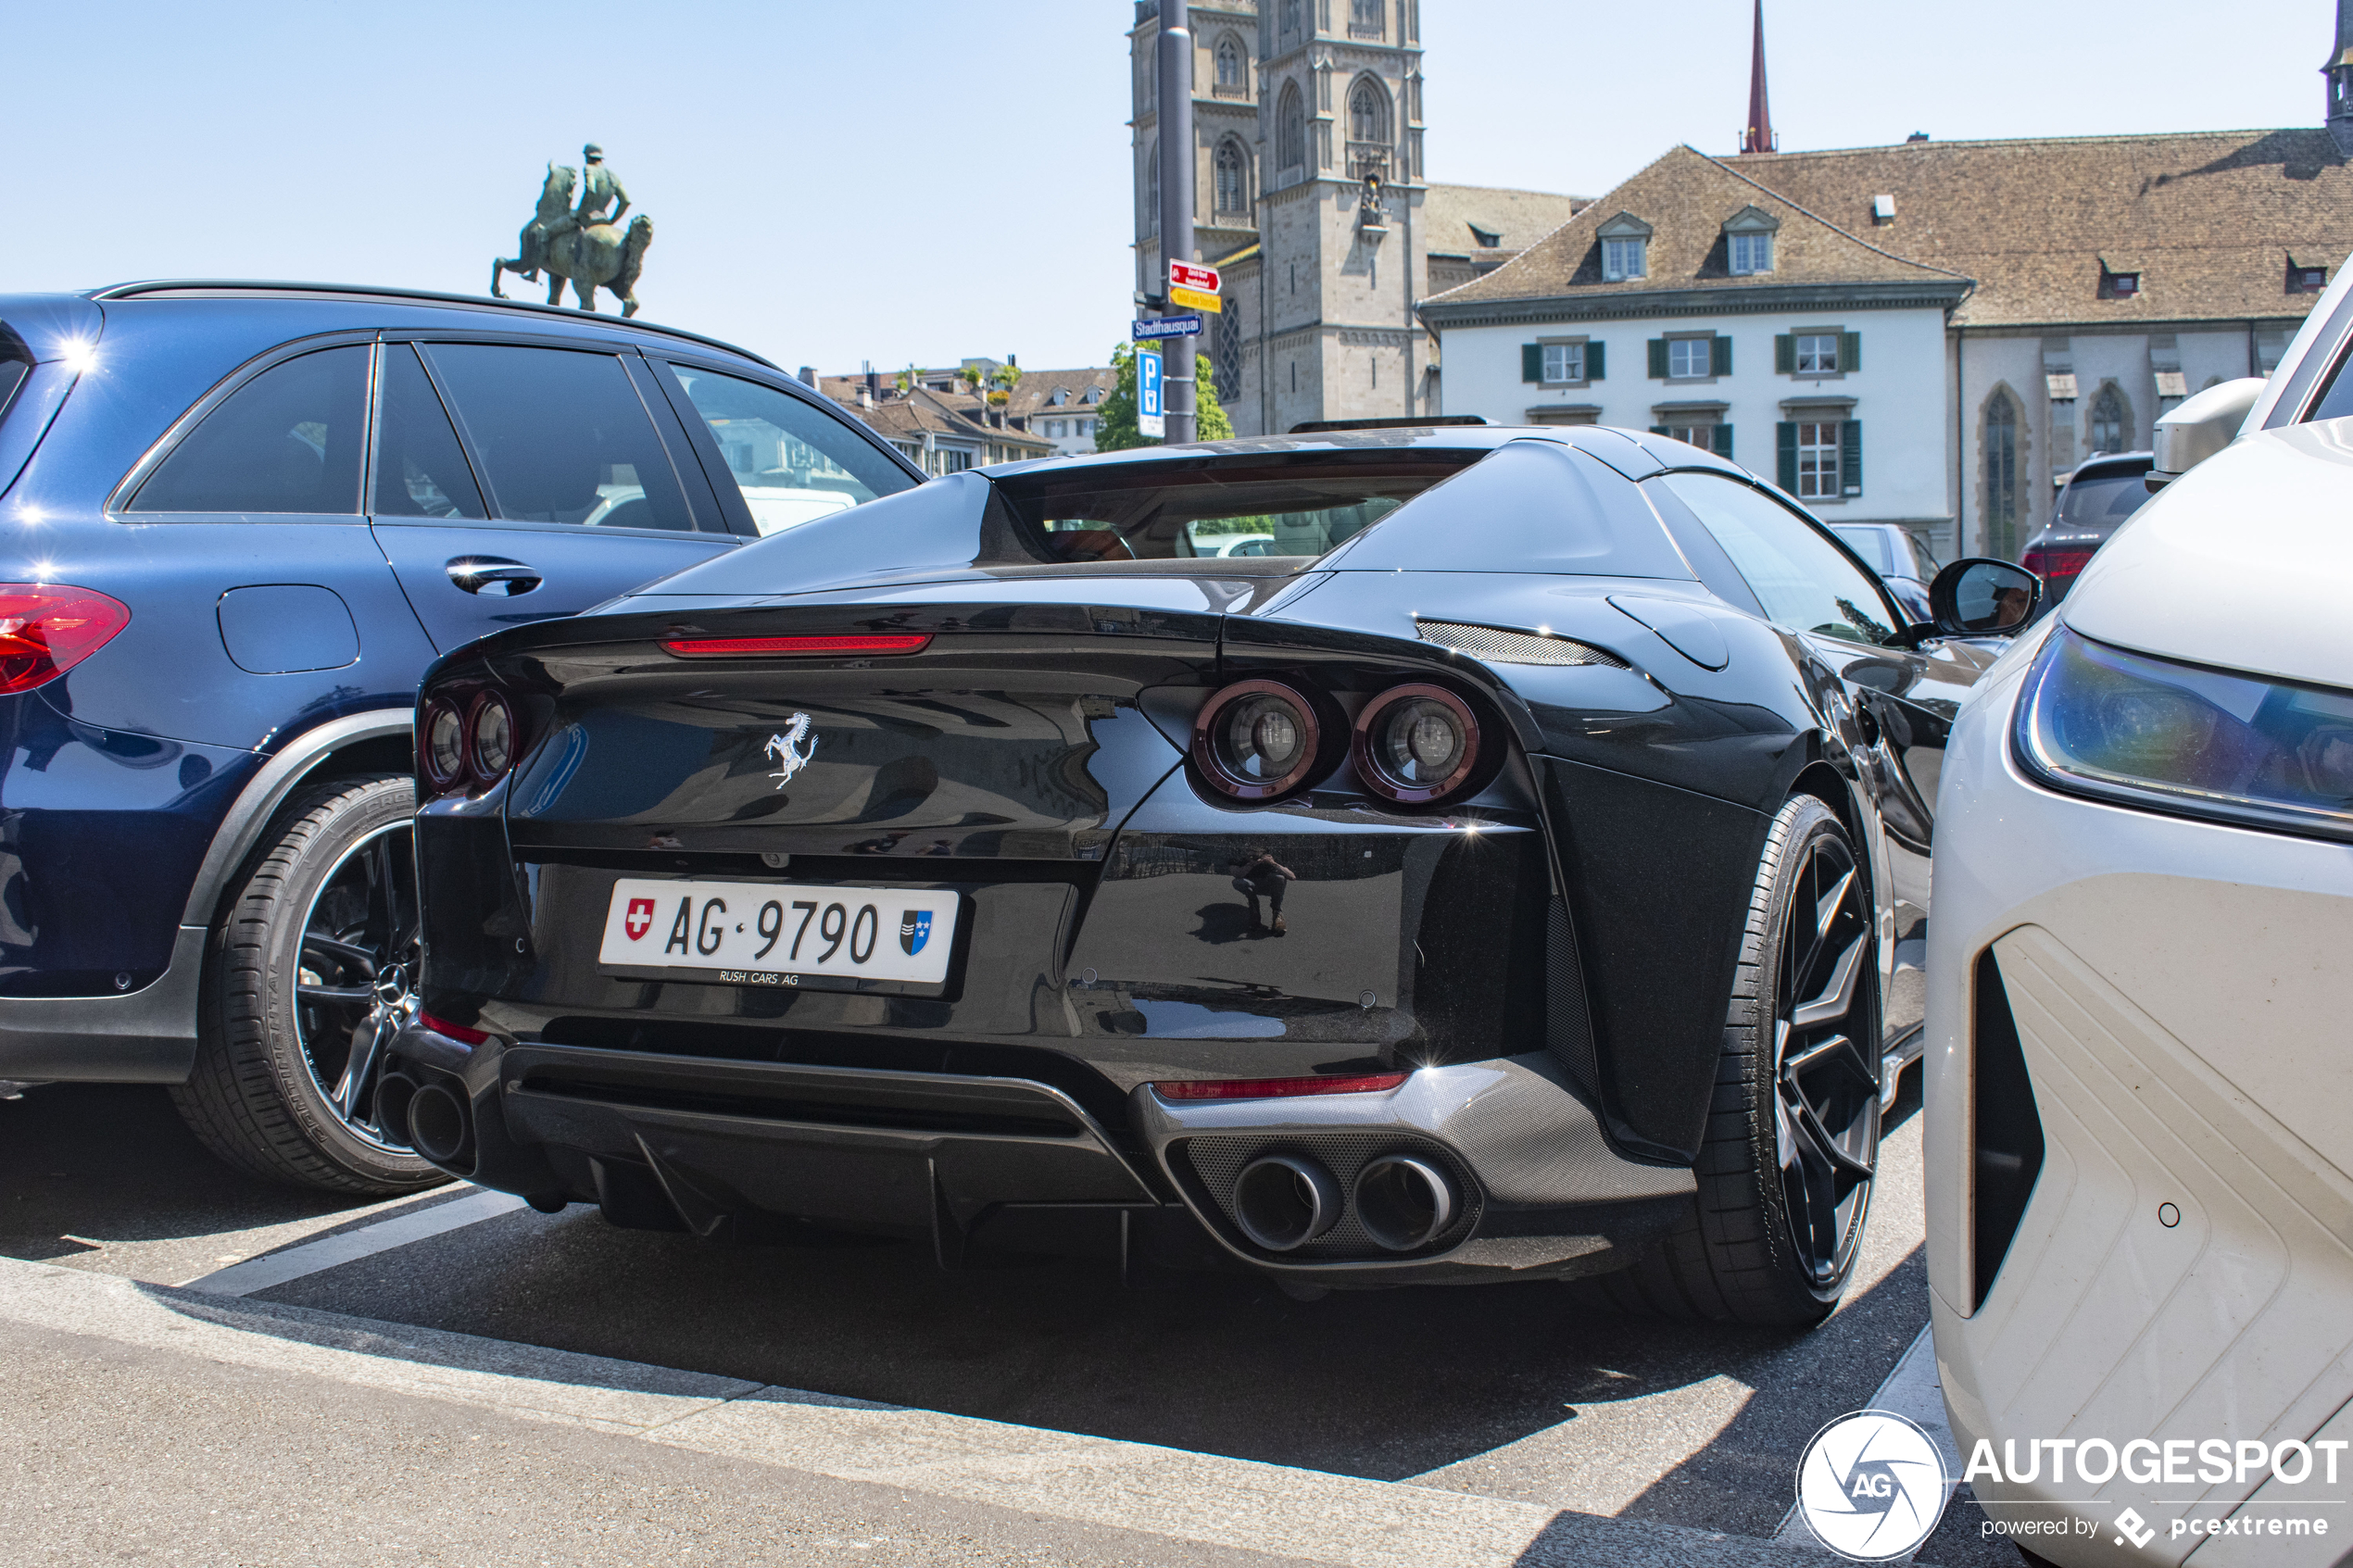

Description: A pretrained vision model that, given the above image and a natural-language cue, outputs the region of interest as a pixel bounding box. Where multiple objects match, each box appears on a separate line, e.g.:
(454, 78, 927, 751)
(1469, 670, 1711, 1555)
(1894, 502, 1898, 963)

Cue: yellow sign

(1169, 284, 1222, 314)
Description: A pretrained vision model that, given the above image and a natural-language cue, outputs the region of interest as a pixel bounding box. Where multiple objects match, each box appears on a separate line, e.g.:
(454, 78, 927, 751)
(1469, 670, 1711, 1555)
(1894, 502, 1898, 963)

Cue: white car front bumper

(1925, 622, 2353, 1566)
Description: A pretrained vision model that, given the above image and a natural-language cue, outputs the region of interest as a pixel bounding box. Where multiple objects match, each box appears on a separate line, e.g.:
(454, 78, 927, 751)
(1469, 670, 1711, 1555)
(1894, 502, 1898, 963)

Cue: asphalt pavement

(0, 1070, 2022, 1566)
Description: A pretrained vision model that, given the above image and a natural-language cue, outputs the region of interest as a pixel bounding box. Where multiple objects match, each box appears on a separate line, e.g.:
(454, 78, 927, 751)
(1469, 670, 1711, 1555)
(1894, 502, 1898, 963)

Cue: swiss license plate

(598, 878, 957, 986)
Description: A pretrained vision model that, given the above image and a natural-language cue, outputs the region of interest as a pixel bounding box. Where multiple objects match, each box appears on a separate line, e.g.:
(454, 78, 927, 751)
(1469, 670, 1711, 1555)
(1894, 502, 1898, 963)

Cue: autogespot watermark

(1959, 1434, 2345, 1551)
(1794, 1411, 1952, 1562)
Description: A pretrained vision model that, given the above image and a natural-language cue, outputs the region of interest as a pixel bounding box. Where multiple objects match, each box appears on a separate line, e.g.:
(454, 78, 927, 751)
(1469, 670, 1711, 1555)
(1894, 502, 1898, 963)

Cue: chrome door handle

(446, 556, 543, 596)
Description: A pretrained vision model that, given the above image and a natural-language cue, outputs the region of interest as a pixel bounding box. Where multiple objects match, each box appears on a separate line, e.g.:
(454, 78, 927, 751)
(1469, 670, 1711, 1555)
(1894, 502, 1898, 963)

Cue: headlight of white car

(2015, 625, 2353, 841)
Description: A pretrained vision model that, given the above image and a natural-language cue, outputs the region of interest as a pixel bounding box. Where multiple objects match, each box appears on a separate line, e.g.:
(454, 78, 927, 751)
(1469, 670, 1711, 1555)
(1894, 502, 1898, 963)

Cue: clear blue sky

(11, 1, 2331, 375)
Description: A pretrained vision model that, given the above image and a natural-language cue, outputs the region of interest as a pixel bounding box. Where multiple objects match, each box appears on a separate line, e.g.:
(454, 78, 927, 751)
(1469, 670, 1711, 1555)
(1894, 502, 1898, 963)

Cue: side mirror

(1925, 558, 2043, 638)
(2146, 376, 2264, 492)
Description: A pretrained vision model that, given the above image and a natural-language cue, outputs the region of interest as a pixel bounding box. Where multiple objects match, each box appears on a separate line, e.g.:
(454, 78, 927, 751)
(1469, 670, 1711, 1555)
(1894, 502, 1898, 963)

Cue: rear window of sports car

(990, 454, 1480, 565)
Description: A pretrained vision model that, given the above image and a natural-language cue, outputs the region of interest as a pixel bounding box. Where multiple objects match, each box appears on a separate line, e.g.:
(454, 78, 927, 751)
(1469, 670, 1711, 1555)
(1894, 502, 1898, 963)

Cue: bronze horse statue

(489, 163, 577, 300)
(543, 215, 654, 317)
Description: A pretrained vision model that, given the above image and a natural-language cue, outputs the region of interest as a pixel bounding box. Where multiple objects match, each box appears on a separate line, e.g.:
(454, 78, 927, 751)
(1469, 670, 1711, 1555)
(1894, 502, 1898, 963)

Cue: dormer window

(1596, 212, 1654, 282)
(2098, 262, 2141, 300)
(2289, 256, 2330, 294)
(1469, 223, 1502, 249)
(1050, 388, 1069, 407)
(1722, 205, 1780, 277)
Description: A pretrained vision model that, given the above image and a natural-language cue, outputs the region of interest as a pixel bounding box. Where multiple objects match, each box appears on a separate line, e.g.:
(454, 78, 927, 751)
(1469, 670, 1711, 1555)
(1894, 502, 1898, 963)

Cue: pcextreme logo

(1960, 1435, 2344, 1551)
(1794, 1410, 1951, 1561)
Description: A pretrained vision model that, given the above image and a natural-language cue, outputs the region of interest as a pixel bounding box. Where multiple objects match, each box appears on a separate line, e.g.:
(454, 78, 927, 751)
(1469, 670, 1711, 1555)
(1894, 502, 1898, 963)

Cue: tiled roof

(822, 384, 1051, 452)
(1005, 367, 1115, 420)
(1425, 145, 1961, 317)
(1424, 132, 2353, 330)
(1419, 183, 1592, 258)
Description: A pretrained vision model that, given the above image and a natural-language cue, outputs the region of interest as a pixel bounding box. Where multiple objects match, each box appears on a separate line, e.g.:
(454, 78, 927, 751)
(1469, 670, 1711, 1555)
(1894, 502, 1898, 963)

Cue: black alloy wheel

(1591, 794, 1881, 1326)
(171, 774, 448, 1195)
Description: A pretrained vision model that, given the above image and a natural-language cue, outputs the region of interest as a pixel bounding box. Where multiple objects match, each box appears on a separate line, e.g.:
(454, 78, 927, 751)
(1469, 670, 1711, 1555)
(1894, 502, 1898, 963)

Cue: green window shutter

(1522, 344, 1543, 383)
(1841, 420, 1863, 495)
(1777, 422, 1798, 491)
(1712, 424, 1733, 459)
(1648, 338, 1669, 379)
(1586, 341, 1605, 381)
(1775, 333, 1794, 374)
(1840, 331, 1861, 372)
(1649, 425, 1670, 436)
(1711, 335, 1733, 377)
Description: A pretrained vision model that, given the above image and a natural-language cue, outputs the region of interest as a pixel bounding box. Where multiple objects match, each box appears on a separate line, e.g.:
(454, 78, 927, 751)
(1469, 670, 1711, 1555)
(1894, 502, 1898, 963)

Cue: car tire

(170, 773, 448, 1196)
(1589, 794, 1881, 1327)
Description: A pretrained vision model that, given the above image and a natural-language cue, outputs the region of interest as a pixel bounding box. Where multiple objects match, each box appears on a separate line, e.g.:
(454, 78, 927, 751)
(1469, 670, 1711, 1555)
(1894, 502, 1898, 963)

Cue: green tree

(1093, 343, 1231, 452)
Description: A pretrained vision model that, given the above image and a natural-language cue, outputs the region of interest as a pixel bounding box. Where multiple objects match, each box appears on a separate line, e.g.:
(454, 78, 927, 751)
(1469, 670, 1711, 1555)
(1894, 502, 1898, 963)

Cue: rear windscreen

(2057, 472, 2150, 526)
(0, 328, 31, 426)
(991, 455, 1479, 564)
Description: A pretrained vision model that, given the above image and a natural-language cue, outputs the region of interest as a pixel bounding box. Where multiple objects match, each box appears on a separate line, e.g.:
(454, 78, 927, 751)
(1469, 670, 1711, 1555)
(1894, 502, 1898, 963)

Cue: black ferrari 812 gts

(389, 425, 2032, 1325)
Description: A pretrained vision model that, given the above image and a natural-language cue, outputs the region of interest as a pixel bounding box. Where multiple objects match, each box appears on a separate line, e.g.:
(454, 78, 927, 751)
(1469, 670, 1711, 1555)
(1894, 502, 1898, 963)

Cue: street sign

(1168, 284, 1222, 314)
(1134, 315, 1203, 340)
(1138, 348, 1164, 439)
(1170, 261, 1221, 292)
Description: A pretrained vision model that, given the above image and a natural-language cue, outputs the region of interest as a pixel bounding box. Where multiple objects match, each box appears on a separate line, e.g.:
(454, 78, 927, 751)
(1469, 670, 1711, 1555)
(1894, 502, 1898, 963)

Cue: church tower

(1130, 2, 1428, 436)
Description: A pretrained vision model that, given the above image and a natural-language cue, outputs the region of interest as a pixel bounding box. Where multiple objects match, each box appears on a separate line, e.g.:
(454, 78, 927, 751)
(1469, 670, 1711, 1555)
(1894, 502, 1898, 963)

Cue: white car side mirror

(2147, 377, 2265, 491)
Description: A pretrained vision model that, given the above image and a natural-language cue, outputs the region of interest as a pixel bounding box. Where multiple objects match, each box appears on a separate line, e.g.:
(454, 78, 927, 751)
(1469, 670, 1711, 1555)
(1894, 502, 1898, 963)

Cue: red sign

(1169, 261, 1221, 293)
(624, 897, 655, 941)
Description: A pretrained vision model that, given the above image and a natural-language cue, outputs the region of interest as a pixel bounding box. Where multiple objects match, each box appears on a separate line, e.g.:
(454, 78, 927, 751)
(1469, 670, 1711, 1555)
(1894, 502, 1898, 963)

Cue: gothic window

(1215, 36, 1244, 89)
(1145, 142, 1159, 234)
(1279, 0, 1302, 47)
(1349, 79, 1390, 144)
(1277, 82, 1306, 174)
(1215, 308, 1242, 404)
(1214, 140, 1250, 214)
(2089, 383, 2128, 454)
(1350, 0, 1384, 34)
(1985, 392, 2020, 560)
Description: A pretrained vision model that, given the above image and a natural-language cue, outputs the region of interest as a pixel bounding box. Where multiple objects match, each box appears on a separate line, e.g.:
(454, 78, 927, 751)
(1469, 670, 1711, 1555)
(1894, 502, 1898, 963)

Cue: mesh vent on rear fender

(1416, 621, 1628, 668)
(1175, 1131, 1480, 1261)
(1970, 949, 2045, 1310)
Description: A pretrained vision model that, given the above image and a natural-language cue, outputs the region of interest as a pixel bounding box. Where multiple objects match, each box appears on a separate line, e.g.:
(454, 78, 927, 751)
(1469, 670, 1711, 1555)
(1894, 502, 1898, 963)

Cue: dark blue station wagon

(0, 282, 920, 1191)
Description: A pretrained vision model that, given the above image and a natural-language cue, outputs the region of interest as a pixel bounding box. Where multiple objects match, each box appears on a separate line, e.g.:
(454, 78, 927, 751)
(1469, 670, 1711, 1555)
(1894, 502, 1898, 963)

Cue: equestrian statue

(489, 143, 653, 317)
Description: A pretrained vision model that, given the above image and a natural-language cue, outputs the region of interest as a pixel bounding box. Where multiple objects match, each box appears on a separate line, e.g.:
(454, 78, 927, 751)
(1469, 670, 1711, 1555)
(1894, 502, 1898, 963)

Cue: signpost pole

(1156, 10, 1196, 445)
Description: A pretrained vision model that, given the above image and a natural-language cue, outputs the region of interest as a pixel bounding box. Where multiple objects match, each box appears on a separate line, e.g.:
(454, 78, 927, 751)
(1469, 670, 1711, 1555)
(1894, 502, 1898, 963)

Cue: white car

(1927, 270, 2353, 1561)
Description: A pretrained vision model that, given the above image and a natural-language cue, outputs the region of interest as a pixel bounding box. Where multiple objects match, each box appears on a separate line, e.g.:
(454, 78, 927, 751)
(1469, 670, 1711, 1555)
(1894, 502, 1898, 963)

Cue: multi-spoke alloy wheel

(171, 774, 447, 1195)
(1770, 826, 1879, 1289)
(293, 822, 420, 1150)
(1592, 794, 1881, 1326)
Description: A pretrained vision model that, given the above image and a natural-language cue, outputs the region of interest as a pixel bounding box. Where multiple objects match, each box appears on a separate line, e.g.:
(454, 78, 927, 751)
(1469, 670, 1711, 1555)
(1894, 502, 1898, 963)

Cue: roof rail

(1289, 415, 1489, 433)
(85, 281, 775, 368)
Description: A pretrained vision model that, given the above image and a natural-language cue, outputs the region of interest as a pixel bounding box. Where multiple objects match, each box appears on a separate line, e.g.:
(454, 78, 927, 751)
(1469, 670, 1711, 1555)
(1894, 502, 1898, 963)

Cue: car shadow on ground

(0, 1083, 392, 1261)
(235, 1073, 1936, 1494)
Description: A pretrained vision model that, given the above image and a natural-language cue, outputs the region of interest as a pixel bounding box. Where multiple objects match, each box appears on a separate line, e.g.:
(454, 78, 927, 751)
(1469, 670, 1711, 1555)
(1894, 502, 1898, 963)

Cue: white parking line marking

(179, 1187, 529, 1296)
(1772, 1323, 1960, 1558)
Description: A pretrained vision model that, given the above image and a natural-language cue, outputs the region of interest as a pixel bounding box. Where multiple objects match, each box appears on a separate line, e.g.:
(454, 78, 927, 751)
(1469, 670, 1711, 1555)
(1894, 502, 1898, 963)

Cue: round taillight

(422, 699, 466, 791)
(467, 692, 515, 784)
(1353, 684, 1481, 805)
(1193, 679, 1323, 800)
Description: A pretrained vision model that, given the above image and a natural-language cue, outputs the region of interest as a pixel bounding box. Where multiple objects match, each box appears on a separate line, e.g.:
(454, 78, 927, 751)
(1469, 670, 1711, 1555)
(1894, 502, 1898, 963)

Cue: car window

(1658, 472, 1897, 646)
(1830, 526, 1894, 574)
(372, 345, 485, 519)
(2056, 472, 2150, 526)
(128, 345, 369, 514)
(1905, 533, 1940, 578)
(999, 458, 1470, 562)
(664, 365, 913, 535)
(422, 344, 695, 531)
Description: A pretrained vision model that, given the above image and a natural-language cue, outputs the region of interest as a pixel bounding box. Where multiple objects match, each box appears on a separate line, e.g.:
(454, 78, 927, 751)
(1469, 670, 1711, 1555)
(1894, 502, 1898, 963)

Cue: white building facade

(1423, 133, 2353, 562)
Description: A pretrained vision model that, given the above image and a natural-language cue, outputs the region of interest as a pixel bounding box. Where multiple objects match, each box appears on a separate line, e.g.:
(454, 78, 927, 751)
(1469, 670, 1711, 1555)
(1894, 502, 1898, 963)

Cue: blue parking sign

(1138, 349, 1164, 438)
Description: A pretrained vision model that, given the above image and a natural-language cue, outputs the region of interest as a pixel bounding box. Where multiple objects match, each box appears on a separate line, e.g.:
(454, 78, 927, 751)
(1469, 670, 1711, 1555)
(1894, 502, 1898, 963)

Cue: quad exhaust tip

(406, 1081, 474, 1170)
(1353, 1154, 1458, 1252)
(1232, 1154, 1341, 1251)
